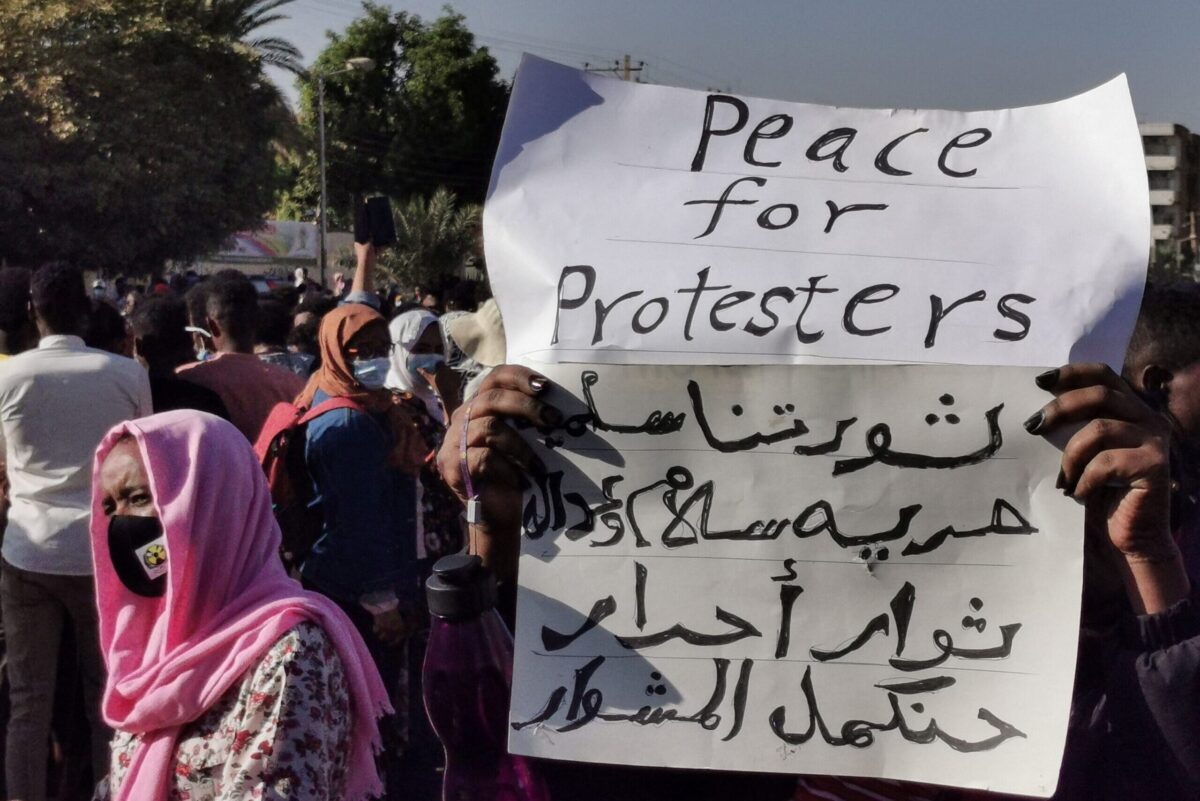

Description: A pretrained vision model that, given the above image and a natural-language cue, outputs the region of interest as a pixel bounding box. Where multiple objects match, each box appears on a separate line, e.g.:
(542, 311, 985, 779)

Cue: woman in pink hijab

(89, 410, 391, 800)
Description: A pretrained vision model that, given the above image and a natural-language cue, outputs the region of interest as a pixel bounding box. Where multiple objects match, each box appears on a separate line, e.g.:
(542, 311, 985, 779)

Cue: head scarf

(297, 303, 391, 413)
(90, 411, 390, 801)
(299, 304, 432, 474)
(385, 309, 444, 423)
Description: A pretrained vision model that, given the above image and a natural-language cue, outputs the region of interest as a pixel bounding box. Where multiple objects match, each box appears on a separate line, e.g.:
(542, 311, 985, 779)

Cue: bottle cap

(425, 553, 498, 621)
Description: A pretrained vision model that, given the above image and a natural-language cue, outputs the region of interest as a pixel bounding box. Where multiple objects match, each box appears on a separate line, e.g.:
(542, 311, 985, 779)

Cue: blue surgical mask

(408, 353, 445, 377)
(353, 357, 391, 390)
(195, 348, 211, 362)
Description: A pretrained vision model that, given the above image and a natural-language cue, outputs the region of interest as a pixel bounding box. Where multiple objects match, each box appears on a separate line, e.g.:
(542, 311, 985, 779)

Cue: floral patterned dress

(95, 621, 351, 801)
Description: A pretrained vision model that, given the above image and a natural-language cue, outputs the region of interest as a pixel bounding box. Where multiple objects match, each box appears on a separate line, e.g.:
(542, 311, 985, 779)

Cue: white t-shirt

(0, 335, 152, 575)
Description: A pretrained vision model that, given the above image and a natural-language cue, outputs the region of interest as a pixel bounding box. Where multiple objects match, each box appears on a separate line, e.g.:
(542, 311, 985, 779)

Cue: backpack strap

(298, 396, 366, 425)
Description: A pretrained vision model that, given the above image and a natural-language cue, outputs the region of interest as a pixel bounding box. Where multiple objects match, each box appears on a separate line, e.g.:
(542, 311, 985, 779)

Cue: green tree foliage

(370, 187, 481, 289)
(279, 4, 508, 224)
(0, 0, 293, 273)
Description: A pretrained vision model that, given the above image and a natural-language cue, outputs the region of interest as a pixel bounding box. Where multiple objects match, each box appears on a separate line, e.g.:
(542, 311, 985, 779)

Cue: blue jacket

(299, 389, 418, 604)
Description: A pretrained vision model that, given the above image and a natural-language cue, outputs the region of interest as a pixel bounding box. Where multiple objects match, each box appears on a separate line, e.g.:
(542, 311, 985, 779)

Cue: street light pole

(312, 57, 375, 288)
(317, 73, 328, 287)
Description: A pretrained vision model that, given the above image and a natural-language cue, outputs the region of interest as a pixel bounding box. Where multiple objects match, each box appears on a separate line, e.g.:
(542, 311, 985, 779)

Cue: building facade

(1140, 123, 1199, 247)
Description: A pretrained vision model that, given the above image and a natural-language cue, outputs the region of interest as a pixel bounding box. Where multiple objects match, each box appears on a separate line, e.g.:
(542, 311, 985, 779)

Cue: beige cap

(446, 298, 506, 367)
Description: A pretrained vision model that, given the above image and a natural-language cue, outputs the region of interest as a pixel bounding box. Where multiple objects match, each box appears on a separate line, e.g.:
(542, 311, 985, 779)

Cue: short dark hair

(204, 273, 258, 345)
(31, 262, 88, 335)
(84, 299, 128, 355)
(185, 281, 210, 328)
(295, 293, 337, 318)
(287, 318, 320, 358)
(1124, 285, 1200, 380)
(130, 296, 191, 370)
(255, 298, 291, 348)
(0, 267, 31, 336)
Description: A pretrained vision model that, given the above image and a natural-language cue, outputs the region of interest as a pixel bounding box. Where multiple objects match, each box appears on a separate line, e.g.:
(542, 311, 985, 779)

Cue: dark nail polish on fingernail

(1055, 468, 1066, 490)
(1035, 369, 1059, 390)
(1023, 411, 1045, 434)
(529, 375, 547, 393)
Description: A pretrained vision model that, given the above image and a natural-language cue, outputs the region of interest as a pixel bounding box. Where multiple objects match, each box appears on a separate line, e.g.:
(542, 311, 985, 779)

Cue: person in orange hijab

(296, 301, 455, 796)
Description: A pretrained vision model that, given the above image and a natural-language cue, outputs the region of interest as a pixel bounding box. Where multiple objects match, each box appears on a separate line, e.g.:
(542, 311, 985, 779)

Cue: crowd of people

(0, 237, 1195, 800)
(0, 244, 502, 801)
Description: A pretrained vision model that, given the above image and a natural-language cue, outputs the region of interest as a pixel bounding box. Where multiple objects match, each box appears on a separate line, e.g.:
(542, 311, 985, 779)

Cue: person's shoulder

(153, 375, 230, 417)
(0, 349, 34, 379)
(175, 358, 205, 376)
(89, 350, 149, 386)
(94, 349, 143, 373)
(255, 620, 345, 686)
(257, 357, 306, 390)
(307, 398, 374, 438)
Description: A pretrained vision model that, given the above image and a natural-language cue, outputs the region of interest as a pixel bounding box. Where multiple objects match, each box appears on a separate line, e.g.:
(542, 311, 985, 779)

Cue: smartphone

(367, 196, 396, 248)
(353, 199, 371, 244)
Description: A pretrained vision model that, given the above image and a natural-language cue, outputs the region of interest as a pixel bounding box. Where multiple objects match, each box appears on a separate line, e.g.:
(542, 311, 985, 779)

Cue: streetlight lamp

(315, 57, 375, 286)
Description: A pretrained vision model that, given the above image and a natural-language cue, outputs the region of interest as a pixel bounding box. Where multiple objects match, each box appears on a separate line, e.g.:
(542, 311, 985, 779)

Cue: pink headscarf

(90, 410, 391, 801)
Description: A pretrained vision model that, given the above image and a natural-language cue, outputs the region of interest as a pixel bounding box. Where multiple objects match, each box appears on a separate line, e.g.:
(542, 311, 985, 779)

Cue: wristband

(460, 403, 482, 524)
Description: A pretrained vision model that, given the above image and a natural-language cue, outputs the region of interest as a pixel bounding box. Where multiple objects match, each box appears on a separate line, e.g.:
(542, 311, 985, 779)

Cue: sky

(264, 0, 1200, 129)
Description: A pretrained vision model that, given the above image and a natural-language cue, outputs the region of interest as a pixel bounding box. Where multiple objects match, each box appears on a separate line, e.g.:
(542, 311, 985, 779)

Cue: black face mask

(108, 515, 168, 598)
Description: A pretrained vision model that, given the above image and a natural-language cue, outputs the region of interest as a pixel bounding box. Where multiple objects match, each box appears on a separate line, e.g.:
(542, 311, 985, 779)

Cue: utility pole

(317, 74, 328, 287)
(311, 57, 375, 287)
(583, 54, 645, 81)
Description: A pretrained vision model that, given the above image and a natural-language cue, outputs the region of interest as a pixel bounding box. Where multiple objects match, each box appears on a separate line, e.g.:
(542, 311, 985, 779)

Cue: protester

(288, 317, 322, 365)
(0, 265, 32, 798)
(1122, 284, 1200, 574)
(387, 309, 463, 555)
(255, 297, 315, 376)
(183, 281, 214, 359)
(386, 310, 456, 421)
(0, 267, 35, 360)
(296, 303, 448, 798)
(83, 299, 129, 357)
(0, 263, 151, 801)
(128, 296, 230, 419)
(90, 411, 390, 800)
(294, 293, 338, 330)
(444, 279, 478, 313)
(432, 340, 1200, 801)
(444, 297, 507, 402)
(120, 287, 142, 318)
(176, 273, 304, 442)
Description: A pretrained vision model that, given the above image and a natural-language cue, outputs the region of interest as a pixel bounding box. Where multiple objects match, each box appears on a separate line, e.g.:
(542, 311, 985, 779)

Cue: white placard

(508, 363, 1082, 797)
(485, 56, 1149, 368)
(487, 56, 1150, 797)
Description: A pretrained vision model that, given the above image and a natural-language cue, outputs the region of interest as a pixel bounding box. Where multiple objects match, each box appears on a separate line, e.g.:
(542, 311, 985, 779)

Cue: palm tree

(375, 188, 483, 289)
(172, 0, 307, 161)
(176, 0, 305, 75)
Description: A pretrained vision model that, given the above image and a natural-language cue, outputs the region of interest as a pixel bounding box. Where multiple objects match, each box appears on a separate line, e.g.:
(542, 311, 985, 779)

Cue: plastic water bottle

(423, 554, 551, 801)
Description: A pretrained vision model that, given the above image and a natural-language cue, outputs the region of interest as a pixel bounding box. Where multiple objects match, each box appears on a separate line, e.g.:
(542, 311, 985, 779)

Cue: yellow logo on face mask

(143, 544, 167, 568)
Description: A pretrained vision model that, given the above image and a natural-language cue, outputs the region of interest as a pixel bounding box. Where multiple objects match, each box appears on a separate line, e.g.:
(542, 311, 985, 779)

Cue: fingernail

(1023, 410, 1045, 434)
(541, 406, 564, 427)
(529, 375, 548, 393)
(1035, 369, 1059, 390)
(1055, 468, 1066, 490)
